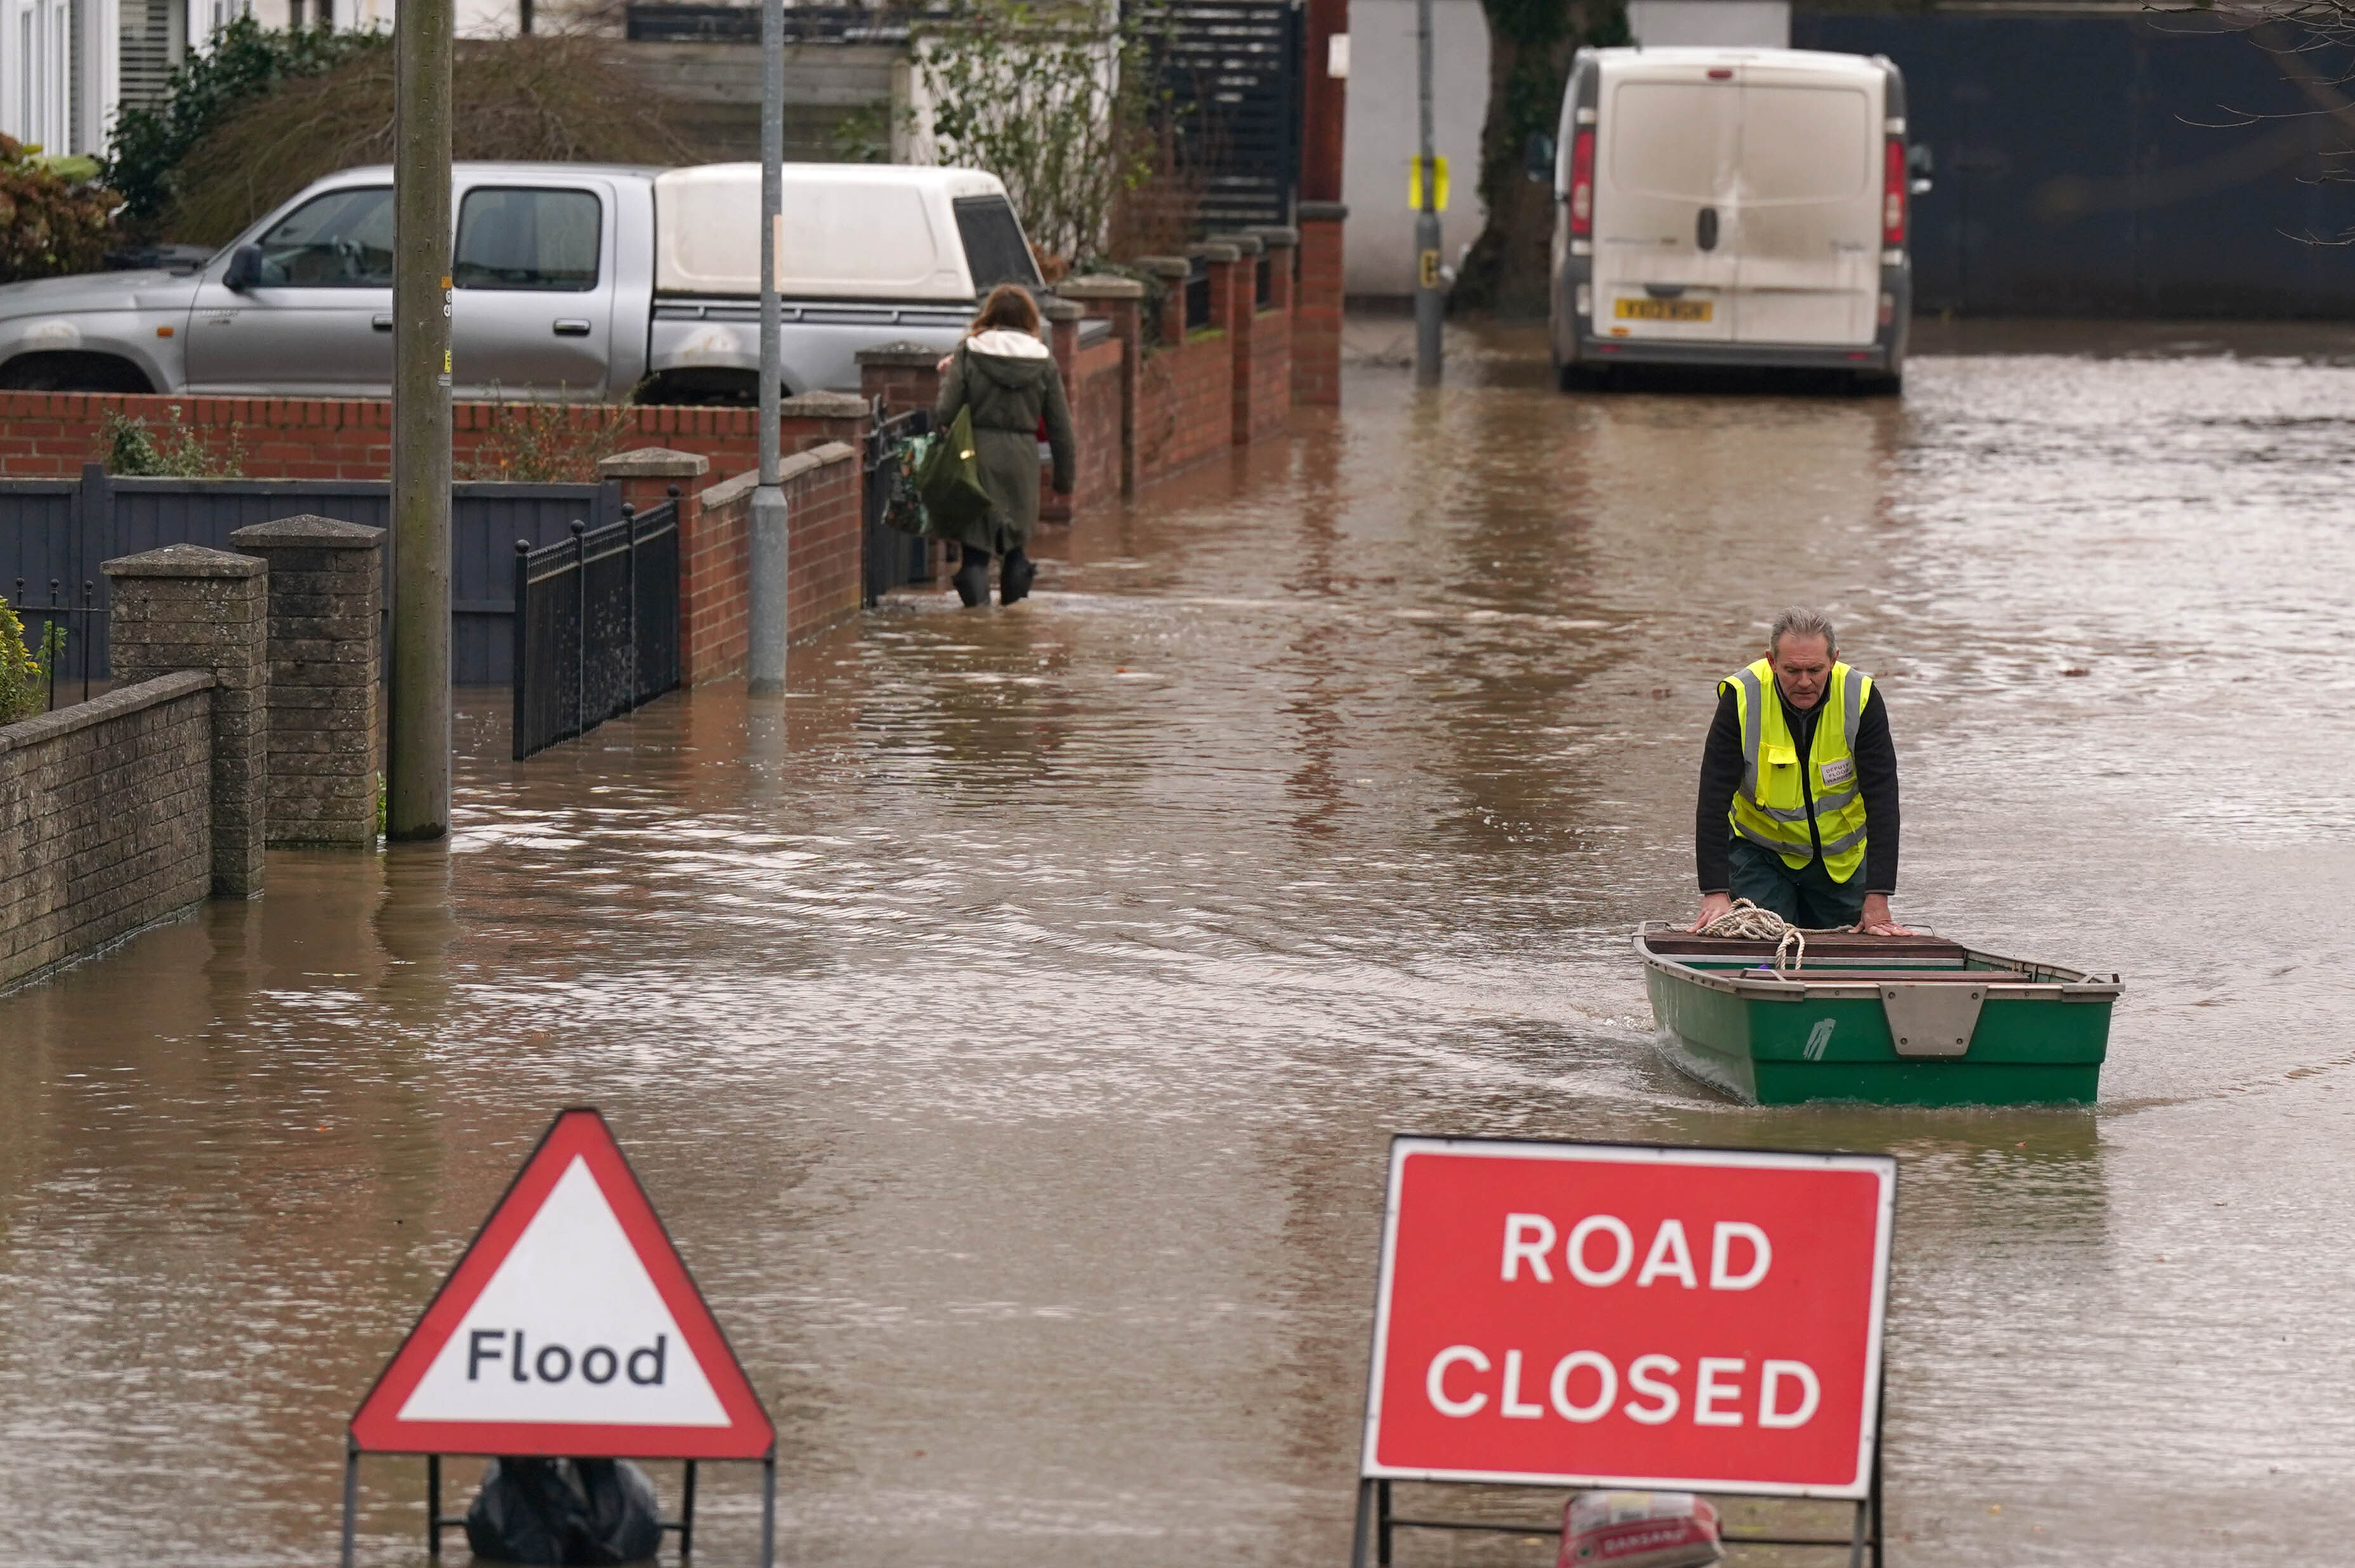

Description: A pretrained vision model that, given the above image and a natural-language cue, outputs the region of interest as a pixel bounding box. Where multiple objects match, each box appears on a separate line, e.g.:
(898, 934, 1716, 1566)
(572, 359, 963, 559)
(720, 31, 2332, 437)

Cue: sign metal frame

(1348, 1135, 1897, 1568)
(336, 1107, 778, 1568)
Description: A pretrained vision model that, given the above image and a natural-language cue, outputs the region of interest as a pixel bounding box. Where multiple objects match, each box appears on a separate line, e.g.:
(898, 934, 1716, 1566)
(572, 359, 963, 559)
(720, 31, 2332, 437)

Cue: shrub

(457, 397, 635, 484)
(166, 34, 697, 247)
(915, 0, 1174, 271)
(102, 16, 389, 237)
(0, 598, 52, 724)
(0, 134, 116, 283)
(97, 407, 248, 478)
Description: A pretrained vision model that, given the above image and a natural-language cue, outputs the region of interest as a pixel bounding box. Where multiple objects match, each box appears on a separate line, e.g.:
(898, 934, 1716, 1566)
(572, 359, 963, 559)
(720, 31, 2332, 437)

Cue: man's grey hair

(1768, 608, 1838, 658)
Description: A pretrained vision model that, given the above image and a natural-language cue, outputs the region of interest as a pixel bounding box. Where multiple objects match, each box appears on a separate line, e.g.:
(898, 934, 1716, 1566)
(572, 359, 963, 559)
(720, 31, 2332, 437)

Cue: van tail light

(1570, 128, 1596, 237)
(1882, 139, 1906, 245)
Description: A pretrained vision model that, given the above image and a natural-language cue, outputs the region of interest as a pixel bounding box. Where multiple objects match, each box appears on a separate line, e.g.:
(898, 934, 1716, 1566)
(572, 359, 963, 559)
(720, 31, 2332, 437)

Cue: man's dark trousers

(1726, 837, 1866, 929)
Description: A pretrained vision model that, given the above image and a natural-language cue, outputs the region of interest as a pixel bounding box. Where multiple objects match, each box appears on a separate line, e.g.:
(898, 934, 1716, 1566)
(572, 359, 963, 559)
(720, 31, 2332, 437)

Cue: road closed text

(1423, 1345, 1820, 1428)
(1363, 1142, 1894, 1494)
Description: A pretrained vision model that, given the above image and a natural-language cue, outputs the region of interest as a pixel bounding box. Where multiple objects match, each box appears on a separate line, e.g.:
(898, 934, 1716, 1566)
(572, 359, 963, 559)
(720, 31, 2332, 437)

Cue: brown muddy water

(3, 320, 2351, 1567)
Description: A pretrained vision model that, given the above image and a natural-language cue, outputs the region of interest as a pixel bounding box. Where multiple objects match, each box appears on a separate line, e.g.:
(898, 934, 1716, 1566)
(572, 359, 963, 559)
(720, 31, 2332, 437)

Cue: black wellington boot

(952, 546, 990, 608)
(1000, 546, 1036, 605)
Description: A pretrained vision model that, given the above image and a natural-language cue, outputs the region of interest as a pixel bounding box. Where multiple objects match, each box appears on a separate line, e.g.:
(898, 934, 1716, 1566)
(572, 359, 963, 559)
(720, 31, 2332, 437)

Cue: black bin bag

(464, 1456, 663, 1565)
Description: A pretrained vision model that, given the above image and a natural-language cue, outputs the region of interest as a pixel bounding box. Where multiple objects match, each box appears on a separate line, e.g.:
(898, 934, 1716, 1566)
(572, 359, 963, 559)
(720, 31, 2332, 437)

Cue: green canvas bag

(914, 403, 994, 534)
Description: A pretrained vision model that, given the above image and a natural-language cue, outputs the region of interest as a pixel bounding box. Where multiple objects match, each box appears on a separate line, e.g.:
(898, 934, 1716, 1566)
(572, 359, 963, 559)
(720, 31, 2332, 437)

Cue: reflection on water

(1, 322, 2351, 1565)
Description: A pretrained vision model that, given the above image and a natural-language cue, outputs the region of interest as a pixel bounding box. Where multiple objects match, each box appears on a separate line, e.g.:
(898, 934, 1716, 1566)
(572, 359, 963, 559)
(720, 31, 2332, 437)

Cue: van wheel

(1559, 362, 1611, 393)
(1851, 370, 1903, 397)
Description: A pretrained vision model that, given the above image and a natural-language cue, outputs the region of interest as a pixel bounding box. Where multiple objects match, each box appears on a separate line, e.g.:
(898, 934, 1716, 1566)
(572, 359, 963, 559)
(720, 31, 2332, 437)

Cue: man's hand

(1858, 893, 1912, 936)
(1691, 891, 1735, 932)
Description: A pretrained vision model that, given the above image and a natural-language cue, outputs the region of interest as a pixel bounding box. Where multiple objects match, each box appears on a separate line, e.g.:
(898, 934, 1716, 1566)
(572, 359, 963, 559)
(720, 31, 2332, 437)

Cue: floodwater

(3, 318, 2352, 1567)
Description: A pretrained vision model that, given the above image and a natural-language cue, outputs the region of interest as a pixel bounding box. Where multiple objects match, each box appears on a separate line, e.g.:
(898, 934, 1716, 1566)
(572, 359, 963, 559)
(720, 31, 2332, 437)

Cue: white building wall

(1339, 0, 1490, 299)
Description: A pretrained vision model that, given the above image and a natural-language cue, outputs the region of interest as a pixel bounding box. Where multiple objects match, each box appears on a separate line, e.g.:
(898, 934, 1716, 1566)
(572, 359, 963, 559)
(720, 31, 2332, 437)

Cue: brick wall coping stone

(1246, 225, 1301, 249)
(1213, 232, 1266, 255)
(1040, 296, 1084, 322)
(598, 447, 712, 479)
(1298, 200, 1349, 222)
(0, 670, 213, 758)
(1056, 274, 1148, 299)
(856, 341, 950, 368)
(778, 391, 869, 419)
(1188, 242, 1243, 263)
(227, 515, 387, 549)
(101, 542, 268, 579)
(1134, 256, 1192, 280)
(698, 440, 860, 512)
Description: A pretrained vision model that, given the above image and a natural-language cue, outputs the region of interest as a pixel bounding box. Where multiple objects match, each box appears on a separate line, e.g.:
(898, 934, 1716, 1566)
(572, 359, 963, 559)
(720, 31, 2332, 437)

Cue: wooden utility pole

(387, 0, 453, 839)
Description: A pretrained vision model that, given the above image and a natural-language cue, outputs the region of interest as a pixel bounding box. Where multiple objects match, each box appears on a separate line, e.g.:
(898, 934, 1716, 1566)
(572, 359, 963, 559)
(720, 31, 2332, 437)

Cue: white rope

(1695, 898, 1852, 975)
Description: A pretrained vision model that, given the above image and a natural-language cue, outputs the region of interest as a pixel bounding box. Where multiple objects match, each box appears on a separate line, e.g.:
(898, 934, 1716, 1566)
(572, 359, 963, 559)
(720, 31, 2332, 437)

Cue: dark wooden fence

(1796, 10, 2355, 315)
(0, 465, 620, 685)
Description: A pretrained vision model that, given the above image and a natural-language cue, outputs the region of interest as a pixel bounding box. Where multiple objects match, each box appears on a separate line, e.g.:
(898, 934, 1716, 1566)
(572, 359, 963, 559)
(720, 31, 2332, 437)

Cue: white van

(1545, 47, 1918, 391)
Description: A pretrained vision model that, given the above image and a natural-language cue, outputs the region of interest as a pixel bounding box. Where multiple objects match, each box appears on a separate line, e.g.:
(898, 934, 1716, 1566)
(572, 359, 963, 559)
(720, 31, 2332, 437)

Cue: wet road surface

(2, 320, 2351, 1565)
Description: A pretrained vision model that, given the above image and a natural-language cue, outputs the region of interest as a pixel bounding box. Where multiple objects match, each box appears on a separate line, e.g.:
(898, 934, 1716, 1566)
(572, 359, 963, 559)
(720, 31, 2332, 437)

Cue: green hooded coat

(931, 328, 1078, 555)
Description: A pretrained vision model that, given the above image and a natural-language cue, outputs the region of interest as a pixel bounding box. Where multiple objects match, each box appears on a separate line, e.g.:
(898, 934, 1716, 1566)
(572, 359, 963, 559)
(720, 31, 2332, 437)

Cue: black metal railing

(1183, 257, 1212, 332)
(863, 404, 935, 606)
(511, 494, 681, 761)
(8, 577, 106, 712)
(1254, 250, 1273, 310)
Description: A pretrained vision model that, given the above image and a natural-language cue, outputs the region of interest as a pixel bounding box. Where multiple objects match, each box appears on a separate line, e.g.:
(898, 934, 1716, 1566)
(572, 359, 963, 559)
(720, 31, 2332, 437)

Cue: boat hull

(1639, 930, 2115, 1108)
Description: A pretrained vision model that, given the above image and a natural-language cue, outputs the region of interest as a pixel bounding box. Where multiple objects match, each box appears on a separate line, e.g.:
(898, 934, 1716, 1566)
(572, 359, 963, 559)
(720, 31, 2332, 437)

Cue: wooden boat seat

(1646, 932, 1969, 964)
(1732, 968, 2031, 984)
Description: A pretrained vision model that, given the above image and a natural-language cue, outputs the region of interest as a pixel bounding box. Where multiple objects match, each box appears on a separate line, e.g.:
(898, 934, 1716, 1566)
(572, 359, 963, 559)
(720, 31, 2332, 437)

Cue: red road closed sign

(1361, 1138, 1895, 1498)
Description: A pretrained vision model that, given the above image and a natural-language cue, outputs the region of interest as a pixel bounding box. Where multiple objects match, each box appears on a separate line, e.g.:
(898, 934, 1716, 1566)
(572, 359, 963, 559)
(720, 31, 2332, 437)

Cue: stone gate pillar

(103, 544, 268, 896)
(230, 515, 386, 847)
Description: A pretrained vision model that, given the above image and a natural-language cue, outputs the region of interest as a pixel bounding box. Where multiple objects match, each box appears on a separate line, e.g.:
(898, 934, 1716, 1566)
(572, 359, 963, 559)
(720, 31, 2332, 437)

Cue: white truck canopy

(653, 162, 1024, 301)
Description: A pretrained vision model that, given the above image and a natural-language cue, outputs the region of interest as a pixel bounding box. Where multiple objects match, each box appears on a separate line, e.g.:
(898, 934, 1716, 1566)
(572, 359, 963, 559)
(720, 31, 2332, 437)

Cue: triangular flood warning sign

(351, 1108, 773, 1459)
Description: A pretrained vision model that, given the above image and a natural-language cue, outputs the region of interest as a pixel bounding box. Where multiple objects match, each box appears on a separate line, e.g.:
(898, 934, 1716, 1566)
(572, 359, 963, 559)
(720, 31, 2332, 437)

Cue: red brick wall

(1135, 329, 1233, 483)
(0, 391, 857, 484)
(1247, 308, 1294, 442)
(1065, 337, 1124, 512)
(1293, 218, 1345, 408)
(678, 443, 863, 683)
(786, 447, 862, 641)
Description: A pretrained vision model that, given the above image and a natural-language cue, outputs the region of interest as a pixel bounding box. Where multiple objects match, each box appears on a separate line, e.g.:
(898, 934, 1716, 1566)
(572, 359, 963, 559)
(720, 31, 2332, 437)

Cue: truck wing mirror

(222, 244, 263, 292)
(1523, 131, 1556, 185)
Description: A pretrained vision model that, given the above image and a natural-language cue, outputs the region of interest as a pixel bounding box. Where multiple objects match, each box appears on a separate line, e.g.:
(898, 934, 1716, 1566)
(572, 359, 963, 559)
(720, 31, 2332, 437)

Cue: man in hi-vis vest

(1693, 609, 1909, 935)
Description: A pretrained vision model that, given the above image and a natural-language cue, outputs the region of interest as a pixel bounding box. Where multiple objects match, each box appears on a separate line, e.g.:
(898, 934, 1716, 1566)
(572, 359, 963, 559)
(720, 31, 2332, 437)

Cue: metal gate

(863, 405, 934, 606)
(511, 497, 681, 761)
(1138, 0, 1304, 233)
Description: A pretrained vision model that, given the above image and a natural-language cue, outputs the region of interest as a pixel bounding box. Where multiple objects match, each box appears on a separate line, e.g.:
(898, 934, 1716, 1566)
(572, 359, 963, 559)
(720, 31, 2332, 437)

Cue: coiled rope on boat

(1694, 898, 1851, 975)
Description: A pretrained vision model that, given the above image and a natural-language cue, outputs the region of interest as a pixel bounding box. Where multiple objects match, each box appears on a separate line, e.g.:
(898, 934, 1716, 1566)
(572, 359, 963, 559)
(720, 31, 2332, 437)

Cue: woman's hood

(967, 328, 1050, 359)
(964, 328, 1055, 389)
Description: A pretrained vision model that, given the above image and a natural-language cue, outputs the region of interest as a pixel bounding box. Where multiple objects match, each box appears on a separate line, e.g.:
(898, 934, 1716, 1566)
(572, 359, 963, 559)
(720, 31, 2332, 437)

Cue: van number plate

(1615, 297, 1712, 322)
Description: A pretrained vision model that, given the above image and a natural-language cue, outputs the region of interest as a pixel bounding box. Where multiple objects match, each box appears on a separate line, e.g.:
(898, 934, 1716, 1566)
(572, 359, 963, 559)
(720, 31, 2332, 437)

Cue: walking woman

(933, 284, 1077, 607)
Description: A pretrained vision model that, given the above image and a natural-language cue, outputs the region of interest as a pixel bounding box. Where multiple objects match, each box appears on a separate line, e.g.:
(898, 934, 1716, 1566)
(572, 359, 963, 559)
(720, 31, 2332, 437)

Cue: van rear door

(1732, 64, 1880, 346)
(1591, 63, 1741, 344)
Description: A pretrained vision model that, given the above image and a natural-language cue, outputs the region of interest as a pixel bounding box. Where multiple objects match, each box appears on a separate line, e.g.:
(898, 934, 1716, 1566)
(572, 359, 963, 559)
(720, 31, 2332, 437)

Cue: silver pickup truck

(0, 160, 1051, 402)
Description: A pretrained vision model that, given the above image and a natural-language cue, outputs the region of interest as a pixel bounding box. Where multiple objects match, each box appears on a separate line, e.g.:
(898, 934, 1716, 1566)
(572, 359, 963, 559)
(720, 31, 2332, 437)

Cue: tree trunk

(1453, 0, 1627, 317)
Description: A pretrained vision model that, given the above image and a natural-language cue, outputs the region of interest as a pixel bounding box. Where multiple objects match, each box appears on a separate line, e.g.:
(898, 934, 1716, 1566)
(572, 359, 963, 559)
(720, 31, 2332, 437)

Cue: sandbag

(463, 1456, 663, 1565)
(1558, 1491, 1723, 1568)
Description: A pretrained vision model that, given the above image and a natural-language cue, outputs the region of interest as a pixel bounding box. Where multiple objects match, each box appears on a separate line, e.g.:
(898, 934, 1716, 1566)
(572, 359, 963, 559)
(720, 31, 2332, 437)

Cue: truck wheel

(0, 351, 154, 394)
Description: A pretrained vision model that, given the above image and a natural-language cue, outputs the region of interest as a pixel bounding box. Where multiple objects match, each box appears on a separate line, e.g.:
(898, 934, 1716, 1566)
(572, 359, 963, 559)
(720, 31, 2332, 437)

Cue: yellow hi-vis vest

(1723, 657, 1872, 882)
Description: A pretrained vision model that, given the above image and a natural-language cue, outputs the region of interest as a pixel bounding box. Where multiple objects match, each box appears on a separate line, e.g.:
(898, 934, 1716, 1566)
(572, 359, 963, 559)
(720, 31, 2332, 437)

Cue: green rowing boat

(1637, 924, 2119, 1107)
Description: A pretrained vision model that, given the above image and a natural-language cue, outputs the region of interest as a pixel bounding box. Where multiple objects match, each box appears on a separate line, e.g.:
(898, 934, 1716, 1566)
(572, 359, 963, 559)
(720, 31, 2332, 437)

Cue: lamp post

(1413, 0, 1441, 388)
(747, 0, 788, 695)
